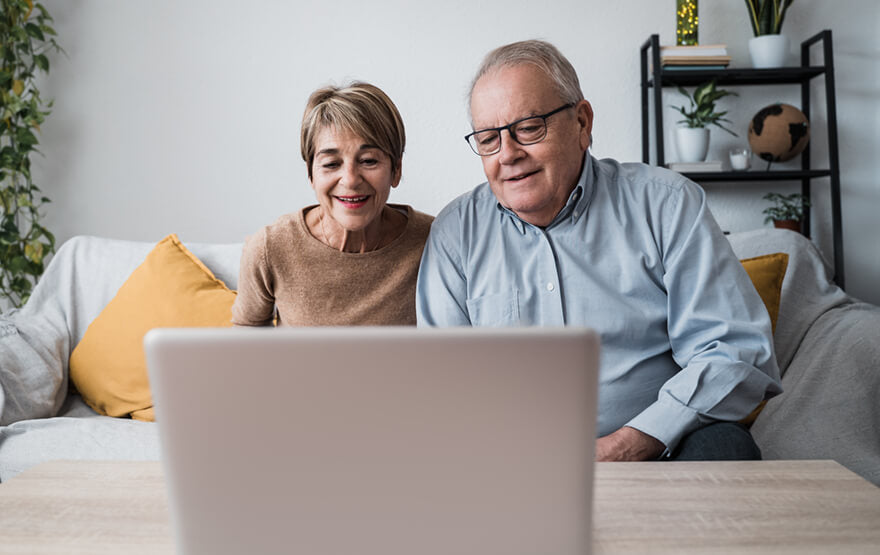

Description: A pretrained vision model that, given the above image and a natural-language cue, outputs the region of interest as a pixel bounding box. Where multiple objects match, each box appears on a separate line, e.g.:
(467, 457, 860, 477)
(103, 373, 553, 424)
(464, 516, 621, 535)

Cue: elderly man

(416, 40, 782, 461)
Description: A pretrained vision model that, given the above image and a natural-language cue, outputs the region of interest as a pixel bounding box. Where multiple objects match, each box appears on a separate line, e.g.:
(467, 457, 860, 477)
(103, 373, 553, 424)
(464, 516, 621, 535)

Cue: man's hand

(595, 426, 665, 461)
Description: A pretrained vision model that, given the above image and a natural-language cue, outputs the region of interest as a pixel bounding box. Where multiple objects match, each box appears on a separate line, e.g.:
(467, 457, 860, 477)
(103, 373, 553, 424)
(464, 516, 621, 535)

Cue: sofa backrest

(726, 229, 849, 371)
(21, 236, 242, 350)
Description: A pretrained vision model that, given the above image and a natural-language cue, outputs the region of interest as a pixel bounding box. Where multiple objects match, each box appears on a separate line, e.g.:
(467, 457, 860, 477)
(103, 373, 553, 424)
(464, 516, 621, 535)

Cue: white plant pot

(749, 34, 790, 68)
(675, 127, 710, 163)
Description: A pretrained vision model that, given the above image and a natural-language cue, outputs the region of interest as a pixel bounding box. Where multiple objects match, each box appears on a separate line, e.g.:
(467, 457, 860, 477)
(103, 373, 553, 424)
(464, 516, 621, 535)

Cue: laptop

(145, 326, 600, 555)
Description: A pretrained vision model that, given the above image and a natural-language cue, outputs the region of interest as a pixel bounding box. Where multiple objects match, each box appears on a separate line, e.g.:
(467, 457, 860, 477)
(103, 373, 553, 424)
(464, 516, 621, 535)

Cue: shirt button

(546, 282, 555, 291)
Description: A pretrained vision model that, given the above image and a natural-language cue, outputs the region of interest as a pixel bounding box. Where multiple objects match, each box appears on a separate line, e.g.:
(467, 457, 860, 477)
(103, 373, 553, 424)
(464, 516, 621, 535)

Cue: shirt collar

(495, 151, 595, 233)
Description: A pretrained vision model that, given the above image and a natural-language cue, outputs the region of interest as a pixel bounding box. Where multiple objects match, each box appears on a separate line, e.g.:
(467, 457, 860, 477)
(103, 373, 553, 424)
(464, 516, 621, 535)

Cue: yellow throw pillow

(738, 252, 789, 425)
(740, 252, 789, 333)
(69, 234, 236, 421)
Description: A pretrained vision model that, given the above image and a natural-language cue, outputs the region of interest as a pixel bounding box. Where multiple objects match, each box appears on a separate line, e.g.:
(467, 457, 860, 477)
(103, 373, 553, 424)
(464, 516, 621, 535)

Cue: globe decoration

(748, 103, 810, 163)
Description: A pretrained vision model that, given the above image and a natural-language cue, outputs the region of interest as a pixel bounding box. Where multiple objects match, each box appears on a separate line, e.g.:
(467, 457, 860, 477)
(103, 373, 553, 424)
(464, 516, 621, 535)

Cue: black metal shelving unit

(639, 30, 844, 287)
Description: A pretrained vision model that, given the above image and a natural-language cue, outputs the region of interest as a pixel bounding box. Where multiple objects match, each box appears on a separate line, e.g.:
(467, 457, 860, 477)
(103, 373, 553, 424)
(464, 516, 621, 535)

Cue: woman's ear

(391, 164, 402, 189)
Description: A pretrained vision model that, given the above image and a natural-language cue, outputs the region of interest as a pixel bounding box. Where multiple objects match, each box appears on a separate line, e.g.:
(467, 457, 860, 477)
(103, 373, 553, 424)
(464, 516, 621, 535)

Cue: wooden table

(593, 460, 880, 554)
(0, 460, 878, 554)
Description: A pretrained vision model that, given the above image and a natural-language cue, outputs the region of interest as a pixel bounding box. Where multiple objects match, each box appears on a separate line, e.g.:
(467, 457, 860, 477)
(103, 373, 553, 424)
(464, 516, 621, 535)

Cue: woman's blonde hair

(300, 82, 405, 179)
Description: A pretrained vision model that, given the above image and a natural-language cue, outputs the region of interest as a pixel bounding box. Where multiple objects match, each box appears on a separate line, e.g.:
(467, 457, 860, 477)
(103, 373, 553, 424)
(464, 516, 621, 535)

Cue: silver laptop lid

(146, 326, 599, 555)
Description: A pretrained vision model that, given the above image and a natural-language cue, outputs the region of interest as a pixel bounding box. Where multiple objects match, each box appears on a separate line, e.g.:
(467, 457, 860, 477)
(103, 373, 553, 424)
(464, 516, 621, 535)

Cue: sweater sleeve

(231, 227, 276, 326)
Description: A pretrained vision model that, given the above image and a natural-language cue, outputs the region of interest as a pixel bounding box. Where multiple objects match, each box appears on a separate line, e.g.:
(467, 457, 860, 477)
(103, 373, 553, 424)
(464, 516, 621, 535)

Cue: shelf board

(680, 169, 832, 182)
(648, 66, 826, 87)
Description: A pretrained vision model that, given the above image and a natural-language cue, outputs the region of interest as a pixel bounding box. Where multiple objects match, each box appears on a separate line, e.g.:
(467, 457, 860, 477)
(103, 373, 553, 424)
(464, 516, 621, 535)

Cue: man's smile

(504, 169, 540, 183)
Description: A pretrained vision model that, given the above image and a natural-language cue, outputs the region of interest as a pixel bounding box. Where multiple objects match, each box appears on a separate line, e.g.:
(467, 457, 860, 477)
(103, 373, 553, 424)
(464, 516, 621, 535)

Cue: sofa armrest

(750, 300, 880, 486)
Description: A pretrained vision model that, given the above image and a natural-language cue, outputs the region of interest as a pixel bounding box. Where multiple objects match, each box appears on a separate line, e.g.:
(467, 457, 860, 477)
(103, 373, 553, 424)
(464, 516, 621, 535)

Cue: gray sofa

(1, 230, 878, 484)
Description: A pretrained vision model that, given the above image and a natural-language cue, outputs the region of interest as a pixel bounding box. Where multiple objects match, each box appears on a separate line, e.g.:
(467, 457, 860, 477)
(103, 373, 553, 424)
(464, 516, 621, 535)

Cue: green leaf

(693, 81, 714, 106)
(35, 4, 53, 20)
(15, 127, 39, 146)
(776, 0, 795, 33)
(713, 122, 739, 137)
(42, 227, 55, 247)
(9, 255, 29, 274)
(34, 53, 49, 72)
(757, 0, 773, 35)
(11, 276, 32, 293)
(25, 22, 45, 41)
(744, 0, 760, 36)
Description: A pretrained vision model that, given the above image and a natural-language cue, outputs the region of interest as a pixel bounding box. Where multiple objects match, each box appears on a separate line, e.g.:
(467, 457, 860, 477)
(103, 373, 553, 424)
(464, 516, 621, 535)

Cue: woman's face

(309, 126, 400, 232)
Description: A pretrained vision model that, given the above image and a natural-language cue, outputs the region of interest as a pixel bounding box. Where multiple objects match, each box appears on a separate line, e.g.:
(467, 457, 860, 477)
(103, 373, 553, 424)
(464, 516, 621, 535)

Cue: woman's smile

(334, 194, 371, 208)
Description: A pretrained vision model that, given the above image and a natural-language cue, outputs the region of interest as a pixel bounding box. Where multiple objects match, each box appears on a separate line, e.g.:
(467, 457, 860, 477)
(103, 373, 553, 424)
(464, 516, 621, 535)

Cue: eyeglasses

(464, 103, 575, 156)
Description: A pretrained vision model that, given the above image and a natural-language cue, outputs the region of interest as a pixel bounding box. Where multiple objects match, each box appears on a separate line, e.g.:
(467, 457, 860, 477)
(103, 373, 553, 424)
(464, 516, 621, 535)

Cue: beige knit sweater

(231, 205, 434, 326)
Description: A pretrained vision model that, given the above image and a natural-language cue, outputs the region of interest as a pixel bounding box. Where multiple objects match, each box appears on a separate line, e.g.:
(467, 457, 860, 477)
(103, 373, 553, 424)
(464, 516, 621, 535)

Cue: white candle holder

(729, 148, 752, 171)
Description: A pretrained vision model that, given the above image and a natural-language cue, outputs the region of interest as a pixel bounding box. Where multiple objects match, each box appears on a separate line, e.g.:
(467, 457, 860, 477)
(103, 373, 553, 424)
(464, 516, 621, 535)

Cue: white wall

(35, 0, 880, 304)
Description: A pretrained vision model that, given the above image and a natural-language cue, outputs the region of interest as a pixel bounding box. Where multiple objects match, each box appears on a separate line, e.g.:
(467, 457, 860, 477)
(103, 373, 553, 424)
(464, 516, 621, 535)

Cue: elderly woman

(232, 82, 433, 326)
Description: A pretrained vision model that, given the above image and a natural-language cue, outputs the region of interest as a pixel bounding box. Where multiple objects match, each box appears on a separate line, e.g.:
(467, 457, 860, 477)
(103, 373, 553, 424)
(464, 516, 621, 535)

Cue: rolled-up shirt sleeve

(625, 179, 782, 454)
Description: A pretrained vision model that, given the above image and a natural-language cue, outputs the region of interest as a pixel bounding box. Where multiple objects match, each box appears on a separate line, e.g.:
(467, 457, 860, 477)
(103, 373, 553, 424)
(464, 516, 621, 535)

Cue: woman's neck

(309, 206, 406, 254)
(320, 208, 384, 253)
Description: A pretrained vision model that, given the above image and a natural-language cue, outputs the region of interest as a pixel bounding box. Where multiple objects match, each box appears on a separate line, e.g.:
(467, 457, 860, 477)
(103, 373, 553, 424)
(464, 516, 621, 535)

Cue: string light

(676, 0, 699, 46)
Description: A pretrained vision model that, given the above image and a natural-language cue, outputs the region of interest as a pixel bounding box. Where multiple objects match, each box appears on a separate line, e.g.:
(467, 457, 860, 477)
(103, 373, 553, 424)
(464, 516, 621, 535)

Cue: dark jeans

(668, 422, 762, 461)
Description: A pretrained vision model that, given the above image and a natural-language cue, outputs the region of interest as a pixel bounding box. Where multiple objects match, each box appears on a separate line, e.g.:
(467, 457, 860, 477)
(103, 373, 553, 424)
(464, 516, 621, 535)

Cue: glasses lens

(470, 130, 501, 155)
(511, 117, 547, 145)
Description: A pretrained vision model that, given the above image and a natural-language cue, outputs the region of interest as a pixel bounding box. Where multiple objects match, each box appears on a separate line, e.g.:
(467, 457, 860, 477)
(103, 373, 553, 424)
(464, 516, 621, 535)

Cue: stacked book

(667, 160, 723, 173)
(660, 44, 730, 70)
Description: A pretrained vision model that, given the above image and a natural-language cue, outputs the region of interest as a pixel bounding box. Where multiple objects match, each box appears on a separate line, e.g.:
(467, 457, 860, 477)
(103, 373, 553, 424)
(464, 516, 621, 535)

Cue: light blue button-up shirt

(416, 153, 782, 452)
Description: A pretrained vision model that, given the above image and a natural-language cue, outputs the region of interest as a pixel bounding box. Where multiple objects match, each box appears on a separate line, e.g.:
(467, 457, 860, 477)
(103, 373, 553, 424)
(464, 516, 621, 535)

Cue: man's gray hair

(468, 40, 585, 107)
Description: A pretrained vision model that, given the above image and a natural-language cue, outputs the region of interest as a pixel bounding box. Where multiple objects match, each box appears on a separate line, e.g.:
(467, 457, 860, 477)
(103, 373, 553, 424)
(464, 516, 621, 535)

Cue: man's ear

(576, 100, 594, 151)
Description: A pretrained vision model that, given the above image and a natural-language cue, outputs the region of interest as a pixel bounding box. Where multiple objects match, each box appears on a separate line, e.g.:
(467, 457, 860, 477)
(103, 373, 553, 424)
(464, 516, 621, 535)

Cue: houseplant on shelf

(0, 0, 61, 309)
(672, 80, 738, 163)
(762, 192, 810, 233)
(745, 0, 796, 68)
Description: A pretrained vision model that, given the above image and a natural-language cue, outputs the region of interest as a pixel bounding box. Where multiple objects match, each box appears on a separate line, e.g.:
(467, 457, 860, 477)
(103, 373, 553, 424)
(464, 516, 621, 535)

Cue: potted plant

(745, 0, 796, 68)
(0, 1, 61, 309)
(762, 192, 810, 232)
(672, 80, 738, 163)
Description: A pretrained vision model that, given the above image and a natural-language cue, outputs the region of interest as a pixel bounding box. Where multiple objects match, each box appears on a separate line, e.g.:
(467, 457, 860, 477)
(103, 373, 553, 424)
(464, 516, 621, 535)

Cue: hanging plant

(0, 0, 60, 308)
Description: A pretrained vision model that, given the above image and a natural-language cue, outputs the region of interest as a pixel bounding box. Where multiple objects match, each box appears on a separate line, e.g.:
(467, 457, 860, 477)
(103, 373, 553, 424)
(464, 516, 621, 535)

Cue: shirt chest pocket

(466, 290, 521, 327)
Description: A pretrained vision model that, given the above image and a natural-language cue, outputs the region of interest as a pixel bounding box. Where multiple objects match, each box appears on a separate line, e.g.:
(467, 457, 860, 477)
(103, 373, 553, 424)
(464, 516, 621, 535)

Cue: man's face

(469, 64, 592, 227)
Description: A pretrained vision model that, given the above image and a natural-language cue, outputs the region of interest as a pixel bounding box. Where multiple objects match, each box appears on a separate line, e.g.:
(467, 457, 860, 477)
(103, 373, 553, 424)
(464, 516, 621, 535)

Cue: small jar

(729, 148, 751, 171)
